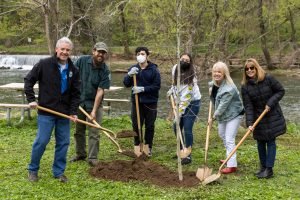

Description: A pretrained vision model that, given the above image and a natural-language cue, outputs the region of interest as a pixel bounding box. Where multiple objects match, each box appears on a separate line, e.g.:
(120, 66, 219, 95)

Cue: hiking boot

(69, 155, 86, 162)
(181, 156, 192, 165)
(255, 166, 266, 176)
(257, 167, 273, 179)
(28, 171, 38, 182)
(88, 159, 99, 166)
(55, 174, 68, 183)
(221, 167, 237, 174)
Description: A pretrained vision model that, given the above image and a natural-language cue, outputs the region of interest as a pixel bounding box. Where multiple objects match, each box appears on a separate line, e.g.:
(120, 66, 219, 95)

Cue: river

(0, 55, 299, 123)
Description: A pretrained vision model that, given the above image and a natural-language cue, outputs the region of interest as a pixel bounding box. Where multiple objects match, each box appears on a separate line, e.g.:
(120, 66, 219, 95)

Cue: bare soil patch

(89, 157, 200, 188)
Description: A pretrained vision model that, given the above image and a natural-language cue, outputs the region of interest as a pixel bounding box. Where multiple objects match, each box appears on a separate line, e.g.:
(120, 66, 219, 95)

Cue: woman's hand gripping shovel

(169, 94, 191, 159)
(196, 100, 213, 181)
(202, 108, 269, 185)
(133, 74, 150, 157)
(79, 106, 135, 158)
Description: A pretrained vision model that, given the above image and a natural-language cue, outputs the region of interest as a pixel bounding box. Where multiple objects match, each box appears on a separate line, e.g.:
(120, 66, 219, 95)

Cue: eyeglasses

(245, 66, 255, 71)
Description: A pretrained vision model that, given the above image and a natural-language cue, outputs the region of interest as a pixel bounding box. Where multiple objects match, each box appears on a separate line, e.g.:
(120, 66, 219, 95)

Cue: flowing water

(0, 55, 299, 123)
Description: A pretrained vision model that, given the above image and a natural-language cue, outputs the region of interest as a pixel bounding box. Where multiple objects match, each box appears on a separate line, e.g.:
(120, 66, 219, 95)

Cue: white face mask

(136, 55, 146, 64)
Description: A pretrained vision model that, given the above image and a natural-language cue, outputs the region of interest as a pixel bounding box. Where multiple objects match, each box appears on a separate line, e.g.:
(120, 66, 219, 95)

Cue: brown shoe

(55, 174, 68, 183)
(69, 155, 86, 162)
(28, 171, 38, 182)
(88, 159, 99, 166)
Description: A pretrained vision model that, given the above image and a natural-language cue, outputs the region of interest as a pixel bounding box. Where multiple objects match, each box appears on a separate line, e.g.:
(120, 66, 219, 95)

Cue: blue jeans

(28, 114, 70, 177)
(174, 100, 201, 149)
(257, 139, 276, 168)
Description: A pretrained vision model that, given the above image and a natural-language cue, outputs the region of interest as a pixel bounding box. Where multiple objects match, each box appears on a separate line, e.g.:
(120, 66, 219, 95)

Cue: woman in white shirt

(168, 53, 201, 165)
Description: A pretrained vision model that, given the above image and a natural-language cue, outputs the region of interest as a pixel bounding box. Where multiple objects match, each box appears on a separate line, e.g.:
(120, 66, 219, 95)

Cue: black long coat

(241, 74, 286, 141)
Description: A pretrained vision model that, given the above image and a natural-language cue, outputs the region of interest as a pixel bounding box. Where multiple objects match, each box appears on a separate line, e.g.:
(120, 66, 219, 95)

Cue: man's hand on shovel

(70, 115, 78, 122)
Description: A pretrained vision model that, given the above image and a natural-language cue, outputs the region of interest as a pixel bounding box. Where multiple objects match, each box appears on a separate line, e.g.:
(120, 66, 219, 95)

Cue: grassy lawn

(0, 115, 299, 200)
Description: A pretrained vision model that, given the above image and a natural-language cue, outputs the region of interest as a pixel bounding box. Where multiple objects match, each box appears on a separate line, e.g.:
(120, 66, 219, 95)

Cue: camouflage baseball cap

(94, 42, 108, 53)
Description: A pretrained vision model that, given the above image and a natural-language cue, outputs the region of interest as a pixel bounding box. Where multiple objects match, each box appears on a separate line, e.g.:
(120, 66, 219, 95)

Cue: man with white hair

(24, 37, 81, 183)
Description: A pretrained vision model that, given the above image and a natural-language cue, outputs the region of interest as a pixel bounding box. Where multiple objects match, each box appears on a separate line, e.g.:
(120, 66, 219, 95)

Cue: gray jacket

(209, 81, 244, 122)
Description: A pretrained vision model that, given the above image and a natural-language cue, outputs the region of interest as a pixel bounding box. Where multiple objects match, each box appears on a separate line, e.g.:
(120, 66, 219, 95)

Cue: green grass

(0, 115, 299, 200)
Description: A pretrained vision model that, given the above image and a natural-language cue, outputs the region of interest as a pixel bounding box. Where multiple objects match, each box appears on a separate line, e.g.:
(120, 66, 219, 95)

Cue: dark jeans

(173, 100, 201, 149)
(257, 139, 276, 168)
(131, 102, 157, 149)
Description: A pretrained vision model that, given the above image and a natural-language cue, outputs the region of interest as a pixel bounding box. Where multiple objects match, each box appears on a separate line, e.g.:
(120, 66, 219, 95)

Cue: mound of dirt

(89, 157, 200, 188)
(116, 130, 137, 138)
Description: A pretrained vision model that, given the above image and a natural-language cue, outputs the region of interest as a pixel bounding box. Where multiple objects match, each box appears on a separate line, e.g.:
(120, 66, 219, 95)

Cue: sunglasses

(245, 66, 255, 71)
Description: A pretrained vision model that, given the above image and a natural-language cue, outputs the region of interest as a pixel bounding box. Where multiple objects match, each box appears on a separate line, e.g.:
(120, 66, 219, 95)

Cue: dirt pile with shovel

(89, 157, 199, 188)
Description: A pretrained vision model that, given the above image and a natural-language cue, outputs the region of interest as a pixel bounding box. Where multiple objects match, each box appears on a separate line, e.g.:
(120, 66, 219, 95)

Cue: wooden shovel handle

(78, 106, 116, 137)
(78, 106, 122, 151)
(218, 108, 269, 171)
(133, 74, 143, 144)
(36, 105, 101, 129)
(204, 101, 213, 163)
(169, 95, 185, 148)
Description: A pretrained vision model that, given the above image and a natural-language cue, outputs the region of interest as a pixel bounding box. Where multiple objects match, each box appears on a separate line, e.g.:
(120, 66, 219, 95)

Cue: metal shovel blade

(196, 166, 213, 182)
(142, 144, 150, 156)
(202, 172, 221, 185)
(134, 145, 143, 157)
(179, 147, 192, 158)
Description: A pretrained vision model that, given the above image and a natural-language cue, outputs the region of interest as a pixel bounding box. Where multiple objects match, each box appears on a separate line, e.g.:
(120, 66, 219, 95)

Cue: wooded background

(0, 0, 299, 70)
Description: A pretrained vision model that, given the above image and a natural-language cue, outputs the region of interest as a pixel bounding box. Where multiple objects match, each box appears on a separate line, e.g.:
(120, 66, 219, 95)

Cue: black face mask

(180, 61, 190, 70)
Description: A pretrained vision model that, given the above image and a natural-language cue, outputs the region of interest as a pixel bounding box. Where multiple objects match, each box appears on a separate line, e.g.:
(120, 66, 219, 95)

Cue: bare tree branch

(66, 0, 94, 37)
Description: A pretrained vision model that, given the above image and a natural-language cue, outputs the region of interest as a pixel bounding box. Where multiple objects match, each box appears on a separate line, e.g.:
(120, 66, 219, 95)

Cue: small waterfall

(0, 55, 80, 70)
(0, 55, 50, 70)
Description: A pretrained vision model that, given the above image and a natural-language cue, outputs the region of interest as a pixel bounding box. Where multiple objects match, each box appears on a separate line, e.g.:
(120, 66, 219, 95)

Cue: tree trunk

(119, 3, 131, 58)
(258, 0, 274, 69)
(42, 0, 59, 55)
(201, 0, 220, 71)
(287, 7, 299, 50)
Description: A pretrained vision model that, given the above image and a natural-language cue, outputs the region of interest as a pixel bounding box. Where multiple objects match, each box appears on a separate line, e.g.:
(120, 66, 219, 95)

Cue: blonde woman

(241, 58, 286, 179)
(208, 61, 244, 174)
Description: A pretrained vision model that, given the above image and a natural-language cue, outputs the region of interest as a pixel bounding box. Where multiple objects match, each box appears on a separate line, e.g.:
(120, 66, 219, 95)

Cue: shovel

(169, 95, 191, 158)
(196, 101, 213, 181)
(202, 108, 269, 185)
(78, 106, 135, 157)
(133, 74, 150, 157)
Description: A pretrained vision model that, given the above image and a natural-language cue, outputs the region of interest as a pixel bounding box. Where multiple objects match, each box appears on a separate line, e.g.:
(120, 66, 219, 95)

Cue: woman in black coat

(241, 58, 286, 179)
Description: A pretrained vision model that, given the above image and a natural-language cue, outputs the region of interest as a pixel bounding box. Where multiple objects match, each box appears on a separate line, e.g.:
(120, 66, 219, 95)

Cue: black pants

(131, 102, 157, 149)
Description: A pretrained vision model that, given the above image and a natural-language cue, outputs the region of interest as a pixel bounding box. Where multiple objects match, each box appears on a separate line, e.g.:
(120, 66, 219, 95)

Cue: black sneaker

(181, 156, 192, 165)
(28, 171, 38, 182)
(55, 174, 68, 183)
(69, 155, 86, 162)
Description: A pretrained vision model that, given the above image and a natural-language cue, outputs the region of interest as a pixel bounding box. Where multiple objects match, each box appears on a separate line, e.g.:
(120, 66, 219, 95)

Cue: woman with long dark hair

(167, 53, 201, 165)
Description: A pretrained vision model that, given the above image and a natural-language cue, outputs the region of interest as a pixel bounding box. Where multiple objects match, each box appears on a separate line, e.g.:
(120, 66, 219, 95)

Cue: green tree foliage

(0, 0, 299, 66)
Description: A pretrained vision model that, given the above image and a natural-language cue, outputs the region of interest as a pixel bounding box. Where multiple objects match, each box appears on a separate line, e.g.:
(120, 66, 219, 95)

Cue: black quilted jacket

(241, 74, 286, 141)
